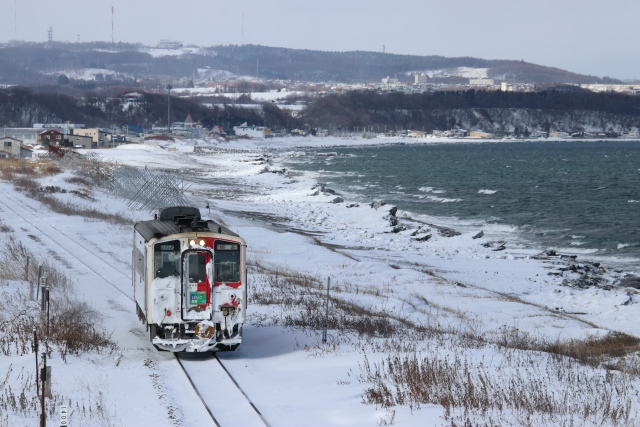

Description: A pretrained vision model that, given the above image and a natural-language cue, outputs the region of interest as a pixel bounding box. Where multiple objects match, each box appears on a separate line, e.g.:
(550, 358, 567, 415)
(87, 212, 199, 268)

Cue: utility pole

(166, 84, 172, 132)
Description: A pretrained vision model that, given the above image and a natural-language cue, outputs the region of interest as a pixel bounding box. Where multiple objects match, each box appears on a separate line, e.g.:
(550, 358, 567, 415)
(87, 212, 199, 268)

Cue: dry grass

(11, 176, 131, 225)
(0, 158, 60, 181)
(359, 346, 640, 426)
(249, 257, 640, 426)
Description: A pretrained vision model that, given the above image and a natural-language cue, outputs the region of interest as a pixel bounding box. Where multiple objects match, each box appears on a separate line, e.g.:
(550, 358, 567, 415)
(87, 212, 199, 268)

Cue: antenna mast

(111, 6, 114, 44)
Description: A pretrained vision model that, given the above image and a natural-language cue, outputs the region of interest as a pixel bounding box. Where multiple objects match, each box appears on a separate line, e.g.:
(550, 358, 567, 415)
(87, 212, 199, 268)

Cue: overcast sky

(3, 0, 639, 80)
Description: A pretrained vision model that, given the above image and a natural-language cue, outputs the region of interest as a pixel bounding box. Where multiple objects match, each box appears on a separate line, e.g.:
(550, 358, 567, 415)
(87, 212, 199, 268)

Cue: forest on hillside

(0, 42, 622, 85)
(301, 90, 640, 132)
(1, 86, 639, 134)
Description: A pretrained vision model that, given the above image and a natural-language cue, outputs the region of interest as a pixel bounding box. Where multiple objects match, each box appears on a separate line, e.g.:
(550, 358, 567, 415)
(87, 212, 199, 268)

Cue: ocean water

(284, 141, 640, 266)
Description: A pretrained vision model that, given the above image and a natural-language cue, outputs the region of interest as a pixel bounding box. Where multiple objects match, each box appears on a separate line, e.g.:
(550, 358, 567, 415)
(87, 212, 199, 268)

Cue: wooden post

(34, 329, 39, 396)
(46, 286, 50, 337)
(323, 277, 330, 344)
(37, 265, 43, 301)
(40, 353, 46, 427)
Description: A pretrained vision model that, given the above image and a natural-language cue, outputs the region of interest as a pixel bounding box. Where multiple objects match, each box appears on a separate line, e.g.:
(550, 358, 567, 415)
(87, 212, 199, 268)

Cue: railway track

(0, 193, 270, 427)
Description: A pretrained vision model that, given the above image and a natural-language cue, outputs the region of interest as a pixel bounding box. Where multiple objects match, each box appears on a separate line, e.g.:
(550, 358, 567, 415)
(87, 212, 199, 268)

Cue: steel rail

(1, 191, 269, 427)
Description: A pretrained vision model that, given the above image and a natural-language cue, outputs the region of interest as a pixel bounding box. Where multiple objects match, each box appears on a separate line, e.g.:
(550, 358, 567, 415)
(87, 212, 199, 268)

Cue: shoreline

(100, 137, 640, 338)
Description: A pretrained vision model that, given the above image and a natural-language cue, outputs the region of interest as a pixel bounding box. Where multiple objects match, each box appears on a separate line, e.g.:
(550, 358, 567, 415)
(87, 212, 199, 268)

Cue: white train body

(133, 206, 246, 352)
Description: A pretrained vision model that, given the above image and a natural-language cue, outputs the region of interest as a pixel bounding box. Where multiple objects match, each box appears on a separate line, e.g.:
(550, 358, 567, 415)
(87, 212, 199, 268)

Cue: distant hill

(0, 42, 622, 86)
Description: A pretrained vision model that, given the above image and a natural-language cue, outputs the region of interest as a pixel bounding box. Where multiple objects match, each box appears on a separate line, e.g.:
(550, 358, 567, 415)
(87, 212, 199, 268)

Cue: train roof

(134, 206, 240, 242)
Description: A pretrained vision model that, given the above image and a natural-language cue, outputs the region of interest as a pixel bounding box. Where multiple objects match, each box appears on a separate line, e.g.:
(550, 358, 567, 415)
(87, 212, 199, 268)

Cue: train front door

(181, 249, 214, 321)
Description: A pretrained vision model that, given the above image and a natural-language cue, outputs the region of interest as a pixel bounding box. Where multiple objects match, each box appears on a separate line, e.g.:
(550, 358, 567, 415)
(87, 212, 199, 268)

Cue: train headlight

(199, 239, 205, 246)
(222, 308, 229, 316)
(189, 239, 196, 246)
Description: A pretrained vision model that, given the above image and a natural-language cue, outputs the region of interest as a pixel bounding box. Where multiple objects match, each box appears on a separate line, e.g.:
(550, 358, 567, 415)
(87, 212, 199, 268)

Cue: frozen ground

(42, 68, 131, 81)
(1, 135, 639, 426)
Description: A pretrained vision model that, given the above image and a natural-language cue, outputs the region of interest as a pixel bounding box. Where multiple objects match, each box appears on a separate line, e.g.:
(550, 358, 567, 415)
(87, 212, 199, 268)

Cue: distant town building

(382, 76, 399, 85)
(414, 73, 427, 84)
(72, 128, 112, 147)
(233, 122, 270, 138)
(157, 40, 183, 49)
(0, 136, 22, 158)
(65, 134, 93, 149)
(37, 129, 64, 145)
(469, 131, 495, 139)
(500, 82, 513, 92)
(124, 91, 142, 102)
(2, 128, 39, 145)
(549, 130, 570, 138)
(469, 78, 494, 86)
(34, 123, 84, 130)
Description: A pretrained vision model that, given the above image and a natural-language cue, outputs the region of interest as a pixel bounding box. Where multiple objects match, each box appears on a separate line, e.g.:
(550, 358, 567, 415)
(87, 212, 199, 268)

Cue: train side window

(154, 240, 181, 279)
(214, 243, 240, 282)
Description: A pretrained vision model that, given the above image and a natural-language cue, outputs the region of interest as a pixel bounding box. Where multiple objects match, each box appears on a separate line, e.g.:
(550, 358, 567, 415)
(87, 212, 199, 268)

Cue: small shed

(20, 145, 33, 158)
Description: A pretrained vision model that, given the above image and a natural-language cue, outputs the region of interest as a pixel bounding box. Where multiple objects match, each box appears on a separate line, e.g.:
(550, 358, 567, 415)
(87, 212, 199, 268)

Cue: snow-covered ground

(42, 68, 131, 81)
(408, 67, 489, 79)
(1, 135, 639, 426)
(173, 89, 303, 101)
(139, 47, 200, 58)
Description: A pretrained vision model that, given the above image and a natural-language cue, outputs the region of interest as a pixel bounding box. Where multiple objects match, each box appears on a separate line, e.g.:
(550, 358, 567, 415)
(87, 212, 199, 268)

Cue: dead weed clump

(0, 158, 60, 181)
(495, 327, 640, 374)
(359, 349, 640, 426)
(0, 219, 13, 233)
(248, 260, 409, 338)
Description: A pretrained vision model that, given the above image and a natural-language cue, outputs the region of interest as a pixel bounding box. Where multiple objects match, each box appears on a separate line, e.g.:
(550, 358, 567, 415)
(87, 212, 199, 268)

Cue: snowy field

(1, 136, 639, 426)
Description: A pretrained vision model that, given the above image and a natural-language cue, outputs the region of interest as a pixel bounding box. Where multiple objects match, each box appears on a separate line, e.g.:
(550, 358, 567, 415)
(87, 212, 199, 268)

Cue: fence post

(34, 329, 39, 396)
(323, 277, 330, 344)
(40, 352, 46, 427)
(37, 265, 43, 301)
(46, 285, 50, 337)
(26, 256, 34, 300)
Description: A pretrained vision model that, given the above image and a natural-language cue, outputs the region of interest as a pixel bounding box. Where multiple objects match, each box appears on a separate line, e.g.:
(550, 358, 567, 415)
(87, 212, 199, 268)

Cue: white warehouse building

(233, 122, 270, 138)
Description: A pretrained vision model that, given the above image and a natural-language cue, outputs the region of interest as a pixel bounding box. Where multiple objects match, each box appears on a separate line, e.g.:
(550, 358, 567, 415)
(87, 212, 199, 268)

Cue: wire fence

(45, 146, 190, 211)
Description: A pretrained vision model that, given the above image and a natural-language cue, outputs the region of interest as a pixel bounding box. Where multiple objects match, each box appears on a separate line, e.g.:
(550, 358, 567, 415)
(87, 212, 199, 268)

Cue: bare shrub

(65, 176, 92, 186)
(51, 300, 116, 359)
(0, 219, 13, 233)
(0, 236, 116, 359)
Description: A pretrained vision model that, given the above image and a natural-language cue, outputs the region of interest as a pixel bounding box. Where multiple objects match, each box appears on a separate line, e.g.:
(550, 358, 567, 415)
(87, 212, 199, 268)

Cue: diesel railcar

(133, 206, 246, 352)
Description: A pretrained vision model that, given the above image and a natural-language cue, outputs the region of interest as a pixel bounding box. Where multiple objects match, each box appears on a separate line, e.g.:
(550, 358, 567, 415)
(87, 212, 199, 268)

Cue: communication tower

(47, 27, 53, 43)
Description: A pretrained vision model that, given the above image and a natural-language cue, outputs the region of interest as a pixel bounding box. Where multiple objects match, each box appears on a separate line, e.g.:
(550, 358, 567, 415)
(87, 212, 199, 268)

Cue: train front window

(154, 240, 180, 279)
(215, 243, 240, 282)
(187, 252, 207, 283)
